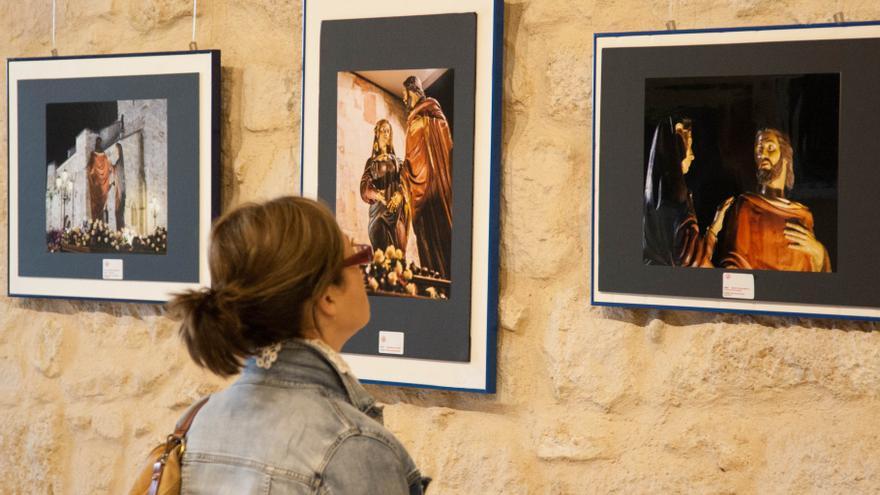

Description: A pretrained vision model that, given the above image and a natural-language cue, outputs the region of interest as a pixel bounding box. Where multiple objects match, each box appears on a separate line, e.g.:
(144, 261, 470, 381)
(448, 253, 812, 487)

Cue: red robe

(87, 151, 113, 221)
(404, 97, 453, 278)
(716, 192, 831, 272)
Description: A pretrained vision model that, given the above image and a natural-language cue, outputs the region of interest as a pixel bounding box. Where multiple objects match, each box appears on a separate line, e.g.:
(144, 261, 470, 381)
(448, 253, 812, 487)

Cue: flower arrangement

(362, 244, 448, 299)
(47, 219, 168, 254)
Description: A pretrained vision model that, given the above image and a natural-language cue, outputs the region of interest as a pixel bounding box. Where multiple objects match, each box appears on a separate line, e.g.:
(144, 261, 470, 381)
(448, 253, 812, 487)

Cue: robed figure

(713, 128, 831, 272)
(402, 76, 453, 279)
(643, 117, 728, 267)
(360, 119, 409, 253)
(87, 137, 114, 222)
(87, 137, 125, 229)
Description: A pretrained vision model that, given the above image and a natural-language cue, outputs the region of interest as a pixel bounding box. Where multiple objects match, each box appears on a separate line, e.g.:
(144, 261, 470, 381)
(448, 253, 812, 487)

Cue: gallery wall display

(8, 51, 220, 303)
(592, 21, 880, 320)
(301, 0, 503, 392)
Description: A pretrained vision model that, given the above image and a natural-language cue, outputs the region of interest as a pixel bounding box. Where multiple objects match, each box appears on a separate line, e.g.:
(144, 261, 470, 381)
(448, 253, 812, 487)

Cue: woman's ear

(313, 284, 341, 319)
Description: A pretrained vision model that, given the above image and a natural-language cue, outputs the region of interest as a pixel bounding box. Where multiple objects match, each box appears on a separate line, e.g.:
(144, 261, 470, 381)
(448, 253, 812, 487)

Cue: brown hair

(403, 75, 426, 101)
(168, 196, 345, 376)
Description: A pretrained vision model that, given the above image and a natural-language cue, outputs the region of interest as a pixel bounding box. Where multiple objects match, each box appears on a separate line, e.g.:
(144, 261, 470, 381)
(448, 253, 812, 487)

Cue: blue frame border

(300, 1, 503, 393)
(591, 19, 880, 322)
(6, 50, 221, 304)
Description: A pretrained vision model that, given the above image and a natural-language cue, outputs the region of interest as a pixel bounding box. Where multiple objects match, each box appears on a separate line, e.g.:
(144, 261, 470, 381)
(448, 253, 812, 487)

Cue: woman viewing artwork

(168, 196, 429, 494)
(360, 119, 409, 253)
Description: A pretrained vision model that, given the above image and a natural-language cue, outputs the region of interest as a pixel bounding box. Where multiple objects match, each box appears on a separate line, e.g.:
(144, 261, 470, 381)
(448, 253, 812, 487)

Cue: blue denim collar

(239, 339, 383, 421)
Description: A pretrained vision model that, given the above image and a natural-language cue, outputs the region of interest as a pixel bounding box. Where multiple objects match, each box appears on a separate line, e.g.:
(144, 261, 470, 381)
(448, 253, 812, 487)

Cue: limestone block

(664, 322, 880, 405)
(243, 63, 297, 132)
(233, 135, 299, 200)
(537, 431, 609, 462)
(61, 363, 130, 402)
(0, 356, 25, 407)
(521, 1, 593, 33)
(220, 1, 299, 65)
(29, 320, 65, 378)
(93, 410, 126, 440)
(546, 43, 592, 123)
(0, 407, 66, 494)
(757, 416, 880, 493)
(128, 0, 194, 33)
(133, 423, 153, 438)
(499, 295, 530, 332)
(543, 288, 640, 410)
(503, 137, 581, 280)
(65, 407, 93, 431)
(385, 405, 534, 494)
(69, 445, 118, 494)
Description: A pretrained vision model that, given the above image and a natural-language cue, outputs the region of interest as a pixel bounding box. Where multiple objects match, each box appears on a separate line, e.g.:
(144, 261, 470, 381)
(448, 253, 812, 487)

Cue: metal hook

(666, 20, 677, 31)
(833, 12, 845, 24)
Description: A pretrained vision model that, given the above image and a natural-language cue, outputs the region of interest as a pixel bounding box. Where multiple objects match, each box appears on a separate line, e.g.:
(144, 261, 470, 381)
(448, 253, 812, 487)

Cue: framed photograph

(8, 50, 220, 303)
(592, 21, 880, 319)
(302, 0, 503, 392)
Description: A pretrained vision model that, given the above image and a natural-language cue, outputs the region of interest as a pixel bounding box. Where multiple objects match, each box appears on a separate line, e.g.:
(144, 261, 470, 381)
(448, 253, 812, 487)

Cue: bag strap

(174, 396, 211, 437)
(147, 396, 210, 495)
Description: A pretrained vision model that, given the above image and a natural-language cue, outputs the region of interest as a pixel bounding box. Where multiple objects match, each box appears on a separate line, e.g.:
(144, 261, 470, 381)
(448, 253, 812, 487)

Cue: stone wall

(2, 1, 880, 493)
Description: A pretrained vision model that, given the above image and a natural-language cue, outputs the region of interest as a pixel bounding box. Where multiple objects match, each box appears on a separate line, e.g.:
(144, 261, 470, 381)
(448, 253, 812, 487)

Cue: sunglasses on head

(342, 243, 373, 267)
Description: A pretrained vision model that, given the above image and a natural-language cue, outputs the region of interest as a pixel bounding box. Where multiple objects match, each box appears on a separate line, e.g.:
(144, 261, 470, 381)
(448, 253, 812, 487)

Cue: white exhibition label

(722, 272, 754, 300)
(102, 259, 124, 280)
(378, 331, 404, 355)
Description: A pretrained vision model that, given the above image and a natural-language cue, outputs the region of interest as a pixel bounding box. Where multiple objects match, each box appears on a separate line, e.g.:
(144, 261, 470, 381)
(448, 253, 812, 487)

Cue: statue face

(377, 122, 392, 149)
(402, 87, 413, 111)
(675, 124, 694, 175)
(755, 131, 785, 186)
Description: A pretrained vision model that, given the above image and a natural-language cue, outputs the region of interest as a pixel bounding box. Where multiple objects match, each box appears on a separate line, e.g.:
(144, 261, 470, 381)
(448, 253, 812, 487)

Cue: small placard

(102, 259, 123, 280)
(722, 272, 754, 300)
(378, 331, 404, 355)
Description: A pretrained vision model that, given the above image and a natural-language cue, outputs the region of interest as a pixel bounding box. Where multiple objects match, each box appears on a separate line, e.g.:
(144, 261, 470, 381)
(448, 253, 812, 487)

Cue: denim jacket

(181, 339, 428, 494)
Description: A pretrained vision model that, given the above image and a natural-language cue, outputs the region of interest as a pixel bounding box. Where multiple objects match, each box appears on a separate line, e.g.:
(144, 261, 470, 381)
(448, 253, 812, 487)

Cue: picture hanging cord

(51, 0, 58, 56)
(190, 0, 198, 50)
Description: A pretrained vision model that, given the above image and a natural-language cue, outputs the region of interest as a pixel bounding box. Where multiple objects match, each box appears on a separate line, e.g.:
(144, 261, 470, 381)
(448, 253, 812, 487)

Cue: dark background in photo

(46, 101, 117, 165)
(644, 73, 839, 268)
(427, 69, 454, 134)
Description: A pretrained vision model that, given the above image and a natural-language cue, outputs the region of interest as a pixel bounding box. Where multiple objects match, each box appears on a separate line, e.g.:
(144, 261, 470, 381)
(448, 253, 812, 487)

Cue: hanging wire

(665, 0, 677, 31)
(51, 0, 58, 56)
(190, 0, 198, 50)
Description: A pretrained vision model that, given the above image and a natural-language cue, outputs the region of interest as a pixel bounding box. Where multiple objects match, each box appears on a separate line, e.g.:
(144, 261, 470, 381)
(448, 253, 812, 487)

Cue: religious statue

(401, 75, 453, 279)
(360, 119, 409, 252)
(87, 136, 126, 230)
(643, 117, 730, 267)
(712, 128, 831, 271)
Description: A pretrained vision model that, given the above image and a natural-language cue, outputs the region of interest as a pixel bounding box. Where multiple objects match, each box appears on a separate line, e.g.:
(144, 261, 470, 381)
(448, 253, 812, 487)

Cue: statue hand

(784, 221, 826, 270)
(374, 191, 387, 205)
(709, 196, 734, 236)
(387, 192, 403, 212)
